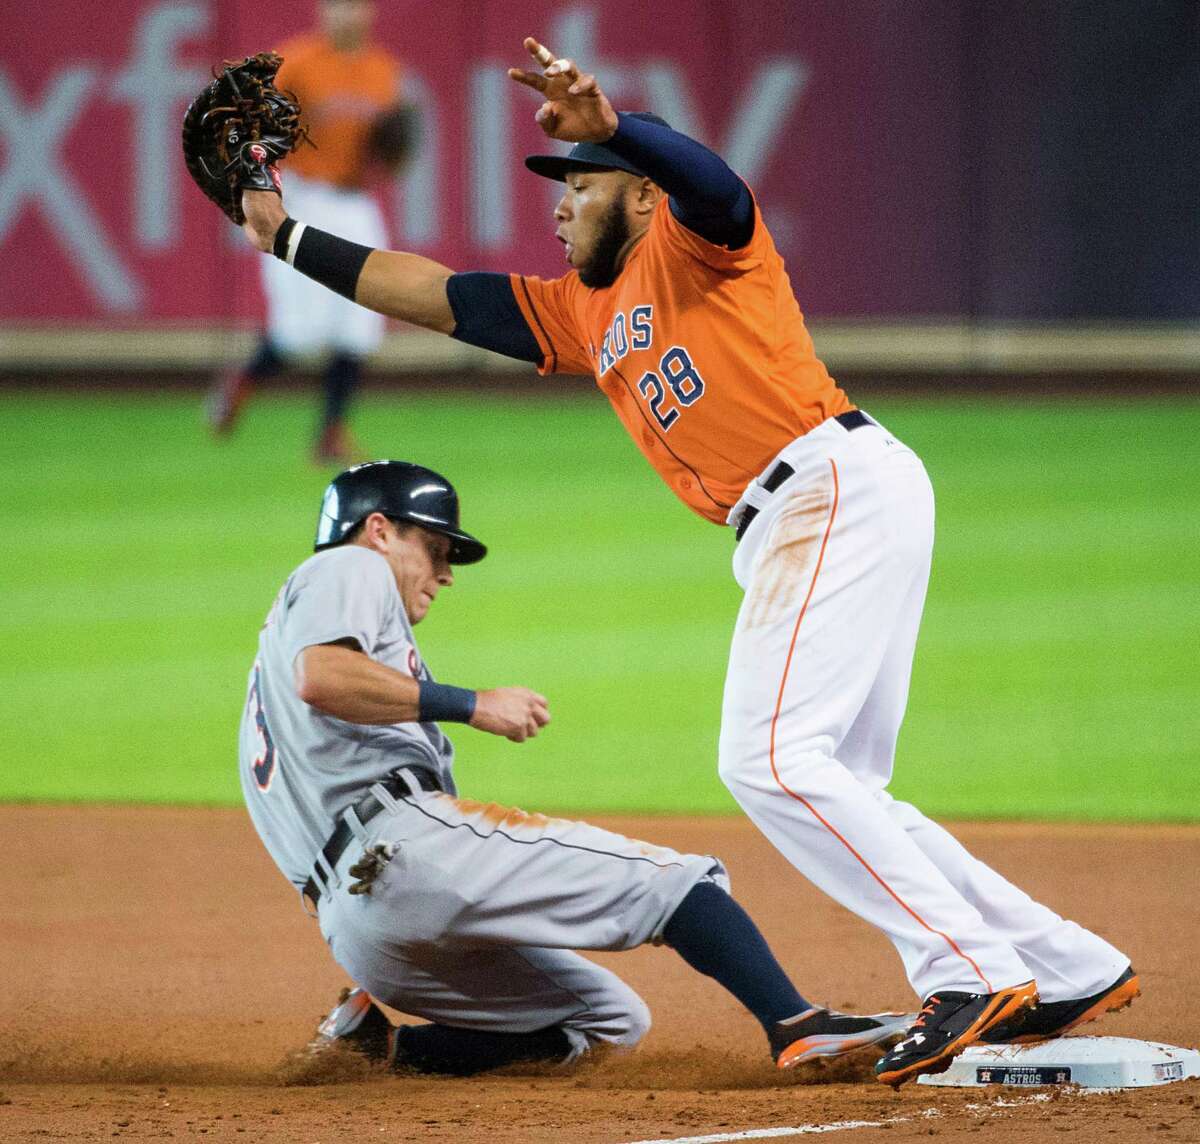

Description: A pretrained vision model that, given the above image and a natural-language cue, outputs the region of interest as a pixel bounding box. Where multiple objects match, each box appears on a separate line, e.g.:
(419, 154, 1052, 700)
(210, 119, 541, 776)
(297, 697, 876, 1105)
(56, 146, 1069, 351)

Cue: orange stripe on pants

(766, 457, 993, 994)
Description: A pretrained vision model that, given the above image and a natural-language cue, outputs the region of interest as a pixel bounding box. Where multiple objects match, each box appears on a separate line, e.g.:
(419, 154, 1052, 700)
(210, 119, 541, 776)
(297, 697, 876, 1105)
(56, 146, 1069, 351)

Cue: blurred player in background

(206, 0, 414, 463)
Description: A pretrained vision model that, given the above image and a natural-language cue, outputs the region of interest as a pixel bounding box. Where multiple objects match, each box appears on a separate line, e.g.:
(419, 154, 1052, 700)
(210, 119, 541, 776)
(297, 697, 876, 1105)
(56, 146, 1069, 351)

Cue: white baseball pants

(719, 414, 1129, 1002)
(261, 172, 387, 356)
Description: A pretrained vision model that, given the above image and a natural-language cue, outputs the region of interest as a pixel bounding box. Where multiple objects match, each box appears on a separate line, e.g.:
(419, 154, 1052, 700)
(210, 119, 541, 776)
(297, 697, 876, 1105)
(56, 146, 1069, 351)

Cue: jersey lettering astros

(511, 196, 853, 524)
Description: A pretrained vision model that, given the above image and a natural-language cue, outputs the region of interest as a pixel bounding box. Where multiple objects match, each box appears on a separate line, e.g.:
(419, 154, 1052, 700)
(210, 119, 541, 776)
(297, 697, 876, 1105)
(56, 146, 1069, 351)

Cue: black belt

(734, 410, 872, 541)
(303, 769, 442, 906)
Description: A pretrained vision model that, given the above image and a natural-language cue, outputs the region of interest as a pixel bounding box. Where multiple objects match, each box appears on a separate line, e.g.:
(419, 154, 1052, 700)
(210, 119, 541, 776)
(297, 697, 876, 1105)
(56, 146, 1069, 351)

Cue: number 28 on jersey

(597, 304, 707, 433)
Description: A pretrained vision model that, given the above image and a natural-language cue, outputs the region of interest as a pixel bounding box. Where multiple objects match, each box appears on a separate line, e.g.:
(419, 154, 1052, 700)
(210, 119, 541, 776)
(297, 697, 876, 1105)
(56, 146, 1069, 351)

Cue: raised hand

(470, 686, 551, 743)
(507, 36, 619, 143)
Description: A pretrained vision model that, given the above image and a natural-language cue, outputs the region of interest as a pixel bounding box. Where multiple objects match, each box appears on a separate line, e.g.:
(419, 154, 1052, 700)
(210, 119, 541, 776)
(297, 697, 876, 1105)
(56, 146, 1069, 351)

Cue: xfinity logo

(0, 2, 210, 312)
(0, 1, 811, 315)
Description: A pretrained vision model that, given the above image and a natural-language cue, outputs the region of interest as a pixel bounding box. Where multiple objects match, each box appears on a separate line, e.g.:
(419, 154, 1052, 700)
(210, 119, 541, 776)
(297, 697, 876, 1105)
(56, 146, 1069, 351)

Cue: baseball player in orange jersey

(236, 37, 1140, 1085)
(207, 0, 406, 463)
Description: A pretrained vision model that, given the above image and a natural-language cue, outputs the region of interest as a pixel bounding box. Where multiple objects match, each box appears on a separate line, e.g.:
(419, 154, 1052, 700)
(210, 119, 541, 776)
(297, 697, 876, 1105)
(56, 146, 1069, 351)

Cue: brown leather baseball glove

(181, 52, 308, 225)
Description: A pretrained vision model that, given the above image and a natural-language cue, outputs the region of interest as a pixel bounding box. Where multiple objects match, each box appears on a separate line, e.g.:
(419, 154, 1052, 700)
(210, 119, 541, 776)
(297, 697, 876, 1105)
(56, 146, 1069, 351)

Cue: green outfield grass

(1, 388, 1196, 821)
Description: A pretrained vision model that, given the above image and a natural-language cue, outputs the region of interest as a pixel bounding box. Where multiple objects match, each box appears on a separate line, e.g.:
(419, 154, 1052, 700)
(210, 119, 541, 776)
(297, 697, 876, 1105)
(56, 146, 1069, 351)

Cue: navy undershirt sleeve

(603, 112, 755, 250)
(445, 272, 541, 364)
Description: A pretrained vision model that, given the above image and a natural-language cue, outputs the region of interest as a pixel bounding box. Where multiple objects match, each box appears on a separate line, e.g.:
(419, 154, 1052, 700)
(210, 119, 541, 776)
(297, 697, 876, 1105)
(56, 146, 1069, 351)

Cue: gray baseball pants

(314, 770, 726, 1057)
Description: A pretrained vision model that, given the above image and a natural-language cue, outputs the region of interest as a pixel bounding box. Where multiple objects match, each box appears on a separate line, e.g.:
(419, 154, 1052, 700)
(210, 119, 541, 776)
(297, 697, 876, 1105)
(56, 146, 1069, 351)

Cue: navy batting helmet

(314, 460, 487, 564)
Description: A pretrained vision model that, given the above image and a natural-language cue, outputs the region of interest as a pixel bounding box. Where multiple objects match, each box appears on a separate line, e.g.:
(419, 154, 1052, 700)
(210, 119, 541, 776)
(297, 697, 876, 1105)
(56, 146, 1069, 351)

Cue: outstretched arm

(241, 191, 539, 361)
(241, 190, 457, 333)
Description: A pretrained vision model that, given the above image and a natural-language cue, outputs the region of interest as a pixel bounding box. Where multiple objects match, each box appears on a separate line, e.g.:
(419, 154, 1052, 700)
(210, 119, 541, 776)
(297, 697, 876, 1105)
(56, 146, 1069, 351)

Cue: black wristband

(272, 216, 297, 259)
(272, 218, 374, 301)
(418, 679, 477, 723)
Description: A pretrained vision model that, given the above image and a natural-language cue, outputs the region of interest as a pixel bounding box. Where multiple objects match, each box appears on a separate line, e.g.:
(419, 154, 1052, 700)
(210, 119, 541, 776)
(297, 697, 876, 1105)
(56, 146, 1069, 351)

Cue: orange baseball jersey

(276, 34, 401, 190)
(510, 196, 853, 524)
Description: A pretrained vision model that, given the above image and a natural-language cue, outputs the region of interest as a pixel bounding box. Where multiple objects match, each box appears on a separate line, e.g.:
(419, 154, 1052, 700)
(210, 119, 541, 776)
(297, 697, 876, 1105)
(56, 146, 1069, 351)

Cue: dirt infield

(2, 806, 1197, 1142)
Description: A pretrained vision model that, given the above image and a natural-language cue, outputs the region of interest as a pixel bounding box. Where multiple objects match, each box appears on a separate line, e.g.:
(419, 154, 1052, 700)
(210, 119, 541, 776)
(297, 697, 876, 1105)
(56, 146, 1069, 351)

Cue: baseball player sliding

(192, 36, 1139, 1086)
(239, 459, 911, 1074)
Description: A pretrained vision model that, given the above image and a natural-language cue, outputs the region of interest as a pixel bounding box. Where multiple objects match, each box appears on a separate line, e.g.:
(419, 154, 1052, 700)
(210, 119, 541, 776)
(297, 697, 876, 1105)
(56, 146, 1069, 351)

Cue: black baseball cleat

(308, 986, 395, 1063)
(770, 1006, 914, 1069)
(873, 980, 1038, 1087)
(979, 965, 1140, 1045)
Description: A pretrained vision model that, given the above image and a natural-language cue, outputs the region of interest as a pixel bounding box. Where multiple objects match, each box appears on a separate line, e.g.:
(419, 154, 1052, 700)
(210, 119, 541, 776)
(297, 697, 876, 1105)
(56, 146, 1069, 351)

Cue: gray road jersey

(238, 545, 456, 890)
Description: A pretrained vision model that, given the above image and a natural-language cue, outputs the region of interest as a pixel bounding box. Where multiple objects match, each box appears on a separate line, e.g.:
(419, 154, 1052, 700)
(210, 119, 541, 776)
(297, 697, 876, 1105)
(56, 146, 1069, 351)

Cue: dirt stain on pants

(445, 795, 553, 832)
(741, 471, 834, 630)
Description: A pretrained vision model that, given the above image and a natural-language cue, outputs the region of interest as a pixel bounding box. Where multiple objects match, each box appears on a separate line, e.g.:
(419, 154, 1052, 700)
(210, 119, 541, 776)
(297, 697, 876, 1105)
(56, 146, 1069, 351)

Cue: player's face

(555, 170, 640, 288)
(384, 524, 454, 624)
(320, 0, 374, 48)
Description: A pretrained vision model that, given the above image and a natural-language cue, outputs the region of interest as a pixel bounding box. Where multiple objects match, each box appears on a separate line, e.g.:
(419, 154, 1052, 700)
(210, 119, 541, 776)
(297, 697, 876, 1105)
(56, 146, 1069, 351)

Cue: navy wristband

(418, 679, 477, 723)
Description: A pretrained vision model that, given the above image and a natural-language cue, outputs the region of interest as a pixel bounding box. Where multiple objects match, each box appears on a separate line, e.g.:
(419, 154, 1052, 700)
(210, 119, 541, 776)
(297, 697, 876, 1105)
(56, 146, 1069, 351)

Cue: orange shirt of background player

(275, 34, 401, 190)
(511, 196, 853, 524)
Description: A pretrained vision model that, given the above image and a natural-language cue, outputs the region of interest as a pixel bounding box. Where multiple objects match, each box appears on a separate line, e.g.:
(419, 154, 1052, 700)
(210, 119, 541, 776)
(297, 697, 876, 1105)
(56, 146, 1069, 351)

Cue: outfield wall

(3, 323, 1199, 378)
(2, 0, 1197, 374)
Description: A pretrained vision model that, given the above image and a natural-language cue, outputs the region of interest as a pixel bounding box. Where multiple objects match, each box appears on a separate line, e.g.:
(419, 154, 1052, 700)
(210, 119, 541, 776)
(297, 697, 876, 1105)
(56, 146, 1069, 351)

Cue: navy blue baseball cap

(524, 112, 670, 182)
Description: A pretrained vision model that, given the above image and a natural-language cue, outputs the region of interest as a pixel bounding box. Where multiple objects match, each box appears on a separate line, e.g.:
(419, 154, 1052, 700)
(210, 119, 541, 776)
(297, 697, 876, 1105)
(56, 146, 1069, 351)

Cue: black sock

(321, 351, 362, 430)
(663, 879, 809, 1031)
(246, 337, 286, 380)
(392, 1023, 572, 1076)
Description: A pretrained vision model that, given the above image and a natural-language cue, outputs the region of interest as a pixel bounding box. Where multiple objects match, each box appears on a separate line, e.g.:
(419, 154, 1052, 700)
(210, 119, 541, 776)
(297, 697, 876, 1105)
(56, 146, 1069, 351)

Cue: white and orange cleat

(771, 1006, 913, 1069)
